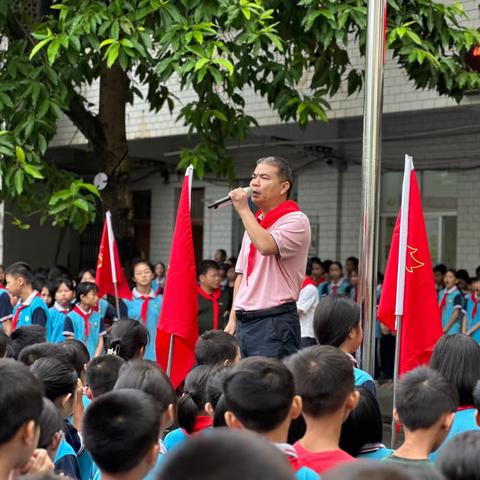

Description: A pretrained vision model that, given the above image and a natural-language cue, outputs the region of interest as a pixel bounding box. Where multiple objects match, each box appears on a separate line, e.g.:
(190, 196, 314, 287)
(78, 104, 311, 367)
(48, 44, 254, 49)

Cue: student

(464, 277, 480, 341)
(194, 329, 241, 366)
(109, 318, 148, 361)
(48, 278, 75, 344)
(5, 262, 50, 334)
(18, 342, 72, 367)
(85, 355, 124, 400)
(298, 270, 319, 348)
(433, 264, 447, 294)
(205, 366, 232, 427)
(34, 278, 54, 308)
(196, 260, 230, 334)
(455, 269, 470, 295)
(438, 269, 464, 334)
(340, 387, 391, 459)
(429, 334, 480, 459)
(319, 262, 351, 297)
(385, 366, 457, 473)
(285, 345, 358, 474)
(307, 257, 326, 287)
(436, 430, 480, 480)
(158, 429, 296, 480)
(0, 278, 13, 331)
(348, 270, 359, 302)
(164, 365, 215, 451)
(10, 325, 47, 360)
(121, 260, 162, 361)
(223, 357, 319, 480)
(313, 295, 376, 395)
(0, 359, 47, 479)
(64, 282, 106, 359)
(152, 261, 166, 295)
(83, 390, 161, 480)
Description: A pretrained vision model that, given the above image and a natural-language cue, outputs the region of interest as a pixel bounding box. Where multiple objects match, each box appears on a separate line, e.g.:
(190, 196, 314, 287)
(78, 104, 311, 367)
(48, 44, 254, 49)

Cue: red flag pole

(106, 211, 121, 318)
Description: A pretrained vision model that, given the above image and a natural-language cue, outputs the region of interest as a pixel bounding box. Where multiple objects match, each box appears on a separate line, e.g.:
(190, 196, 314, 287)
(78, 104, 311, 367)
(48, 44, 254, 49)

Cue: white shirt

(297, 284, 319, 338)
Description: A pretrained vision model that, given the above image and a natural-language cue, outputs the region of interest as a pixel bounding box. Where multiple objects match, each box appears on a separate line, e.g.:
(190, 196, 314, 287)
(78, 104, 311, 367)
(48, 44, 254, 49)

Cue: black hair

(154, 261, 166, 272)
(52, 277, 75, 295)
(110, 319, 149, 361)
(430, 334, 480, 406)
(306, 257, 322, 276)
(205, 366, 231, 428)
(37, 398, 64, 450)
(256, 156, 293, 198)
(313, 295, 360, 348)
(158, 428, 295, 480)
(340, 387, 384, 456)
(0, 331, 11, 358)
(0, 359, 44, 444)
(114, 360, 175, 414)
(86, 355, 125, 399)
(322, 461, 413, 480)
(83, 389, 160, 475)
(436, 430, 480, 480)
(433, 264, 447, 275)
(446, 268, 457, 277)
(322, 259, 333, 273)
(195, 330, 240, 366)
(285, 345, 354, 417)
(18, 342, 72, 367)
(177, 365, 215, 434)
(396, 366, 458, 430)
(33, 276, 53, 298)
(77, 268, 96, 284)
(10, 325, 47, 360)
(455, 269, 470, 283)
(30, 357, 78, 403)
(223, 357, 295, 433)
(75, 282, 98, 304)
(330, 261, 343, 272)
(197, 260, 219, 278)
(131, 258, 154, 274)
(60, 339, 90, 379)
(473, 380, 480, 411)
(215, 249, 227, 261)
(346, 257, 359, 269)
(48, 265, 72, 283)
(5, 261, 33, 284)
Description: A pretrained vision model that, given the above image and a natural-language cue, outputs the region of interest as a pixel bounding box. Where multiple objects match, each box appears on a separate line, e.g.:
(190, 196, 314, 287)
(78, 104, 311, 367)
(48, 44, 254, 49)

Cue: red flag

(156, 166, 198, 388)
(95, 211, 132, 300)
(377, 156, 442, 375)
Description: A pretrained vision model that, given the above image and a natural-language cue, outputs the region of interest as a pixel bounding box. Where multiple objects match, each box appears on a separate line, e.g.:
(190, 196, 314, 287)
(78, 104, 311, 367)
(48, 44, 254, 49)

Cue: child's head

(285, 345, 358, 421)
(329, 261, 343, 281)
(10, 325, 47, 360)
(307, 256, 324, 279)
(0, 331, 11, 358)
(313, 295, 363, 353)
(37, 398, 64, 461)
(18, 342, 72, 367)
(444, 269, 457, 289)
(60, 339, 90, 383)
(30, 357, 78, 419)
(456, 269, 470, 292)
(5, 262, 33, 297)
(339, 387, 384, 457)
(78, 268, 96, 284)
(430, 334, 480, 406)
(110, 319, 148, 361)
(114, 360, 176, 430)
(53, 278, 75, 308)
(223, 357, 301, 435)
(33, 277, 53, 307)
(0, 264, 5, 284)
(83, 389, 160, 477)
(75, 282, 98, 309)
(0, 359, 44, 468)
(433, 264, 447, 286)
(349, 270, 359, 287)
(195, 330, 241, 366)
(395, 366, 457, 450)
(157, 429, 295, 480)
(177, 365, 215, 434)
(345, 257, 359, 275)
(471, 278, 480, 296)
(197, 260, 221, 291)
(205, 366, 231, 427)
(131, 259, 154, 288)
(86, 355, 125, 400)
(154, 262, 166, 279)
(214, 249, 227, 264)
(226, 265, 237, 282)
(436, 430, 480, 480)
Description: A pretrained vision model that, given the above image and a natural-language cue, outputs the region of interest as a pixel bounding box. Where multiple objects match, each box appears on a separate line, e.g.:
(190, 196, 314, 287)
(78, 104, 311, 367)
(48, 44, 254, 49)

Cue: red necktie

(197, 286, 222, 329)
(332, 285, 338, 295)
(439, 291, 448, 312)
(12, 304, 27, 331)
(139, 296, 152, 324)
(73, 305, 92, 338)
(472, 294, 480, 319)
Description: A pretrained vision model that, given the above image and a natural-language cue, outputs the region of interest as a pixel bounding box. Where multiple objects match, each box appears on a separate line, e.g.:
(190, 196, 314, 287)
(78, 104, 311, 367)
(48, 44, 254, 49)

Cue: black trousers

(236, 303, 300, 358)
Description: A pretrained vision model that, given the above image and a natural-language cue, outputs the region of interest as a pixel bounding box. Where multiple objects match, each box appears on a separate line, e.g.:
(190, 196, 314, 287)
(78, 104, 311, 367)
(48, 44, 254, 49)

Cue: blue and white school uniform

(152, 277, 165, 295)
(54, 439, 81, 479)
(320, 278, 351, 297)
(438, 286, 464, 334)
(63, 305, 106, 358)
(12, 290, 50, 330)
(0, 287, 12, 329)
(465, 294, 480, 343)
(346, 353, 376, 396)
(357, 444, 392, 460)
(122, 288, 162, 361)
(48, 302, 71, 343)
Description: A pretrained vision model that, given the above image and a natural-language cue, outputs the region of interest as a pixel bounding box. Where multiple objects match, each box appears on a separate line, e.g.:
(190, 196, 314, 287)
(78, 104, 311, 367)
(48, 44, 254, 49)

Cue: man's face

(6, 274, 22, 297)
(200, 268, 221, 291)
(249, 163, 289, 208)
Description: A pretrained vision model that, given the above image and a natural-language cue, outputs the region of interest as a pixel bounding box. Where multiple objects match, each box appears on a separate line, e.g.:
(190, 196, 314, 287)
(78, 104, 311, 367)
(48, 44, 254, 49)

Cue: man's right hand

(224, 315, 237, 336)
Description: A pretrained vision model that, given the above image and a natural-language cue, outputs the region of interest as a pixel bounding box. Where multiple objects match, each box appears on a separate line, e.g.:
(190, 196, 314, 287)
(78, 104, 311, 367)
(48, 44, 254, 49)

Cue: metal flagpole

(106, 211, 121, 318)
(166, 334, 174, 377)
(359, 0, 387, 374)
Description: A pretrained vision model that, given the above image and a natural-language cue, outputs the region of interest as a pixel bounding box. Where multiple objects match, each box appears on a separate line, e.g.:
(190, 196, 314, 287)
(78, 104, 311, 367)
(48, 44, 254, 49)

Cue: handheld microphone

(207, 187, 253, 209)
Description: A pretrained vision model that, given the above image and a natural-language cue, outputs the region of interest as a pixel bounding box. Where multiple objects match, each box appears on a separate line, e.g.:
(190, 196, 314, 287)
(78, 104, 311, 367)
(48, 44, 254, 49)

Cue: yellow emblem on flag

(406, 245, 425, 273)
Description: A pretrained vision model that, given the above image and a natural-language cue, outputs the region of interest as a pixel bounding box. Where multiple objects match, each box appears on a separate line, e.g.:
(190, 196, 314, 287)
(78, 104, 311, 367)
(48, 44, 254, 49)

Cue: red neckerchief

(354, 287, 358, 303)
(181, 416, 213, 436)
(471, 293, 480, 319)
(12, 292, 41, 331)
(139, 296, 153, 324)
(0, 283, 5, 289)
(313, 275, 327, 286)
(301, 276, 316, 289)
(246, 200, 301, 282)
(73, 304, 92, 338)
(197, 285, 222, 329)
(456, 405, 475, 412)
(439, 290, 448, 312)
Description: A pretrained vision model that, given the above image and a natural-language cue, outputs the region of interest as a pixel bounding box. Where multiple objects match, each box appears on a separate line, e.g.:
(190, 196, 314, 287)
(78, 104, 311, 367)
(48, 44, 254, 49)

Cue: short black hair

(0, 359, 44, 445)
(86, 355, 125, 398)
(83, 389, 160, 475)
(306, 257, 322, 276)
(330, 261, 343, 272)
(433, 264, 447, 275)
(197, 260, 219, 278)
(323, 461, 412, 480)
(52, 277, 75, 295)
(60, 339, 90, 379)
(223, 357, 294, 433)
(75, 282, 97, 303)
(195, 330, 240, 366)
(157, 428, 295, 480)
(10, 325, 47, 360)
(346, 257, 359, 269)
(322, 259, 333, 272)
(256, 156, 293, 198)
(396, 366, 458, 430)
(30, 357, 78, 403)
(436, 430, 480, 480)
(313, 295, 360, 347)
(33, 276, 53, 298)
(215, 249, 227, 261)
(77, 268, 96, 284)
(38, 398, 63, 450)
(18, 342, 72, 367)
(110, 319, 149, 361)
(5, 262, 33, 284)
(285, 345, 354, 417)
(430, 334, 480, 406)
(455, 269, 469, 283)
(131, 258, 154, 276)
(206, 366, 231, 428)
(0, 331, 11, 358)
(114, 360, 175, 414)
(340, 387, 384, 457)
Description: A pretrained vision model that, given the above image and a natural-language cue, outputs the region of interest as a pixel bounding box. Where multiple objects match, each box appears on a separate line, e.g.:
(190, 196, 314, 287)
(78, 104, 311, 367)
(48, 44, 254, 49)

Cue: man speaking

(224, 156, 311, 357)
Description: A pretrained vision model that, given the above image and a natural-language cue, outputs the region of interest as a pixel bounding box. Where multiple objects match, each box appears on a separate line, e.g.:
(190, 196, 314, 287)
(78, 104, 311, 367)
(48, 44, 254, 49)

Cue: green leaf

(100, 38, 115, 48)
(111, 20, 120, 40)
(37, 99, 50, 119)
(47, 38, 61, 65)
(16, 146, 26, 164)
(73, 198, 90, 211)
(14, 169, 24, 194)
(212, 58, 234, 75)
(29, 37, 53, 60)
(23, 164, 44, 179)
(193, 31, 203, 44)
(38, 134, 48, 155)
(80, 183, 100, 197)
(194, 57, 209, 71)
(106, 43, 120, 68)
(211, 110, 228, 122)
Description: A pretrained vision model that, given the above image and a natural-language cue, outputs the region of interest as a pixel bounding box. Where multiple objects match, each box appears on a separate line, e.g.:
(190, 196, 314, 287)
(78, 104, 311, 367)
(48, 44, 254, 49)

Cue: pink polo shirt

(234, 211, 311, 311)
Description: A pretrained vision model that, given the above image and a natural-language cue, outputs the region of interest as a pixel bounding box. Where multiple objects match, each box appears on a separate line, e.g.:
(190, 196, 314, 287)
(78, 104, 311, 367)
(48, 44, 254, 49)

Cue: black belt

(235, 302, 297, 322)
